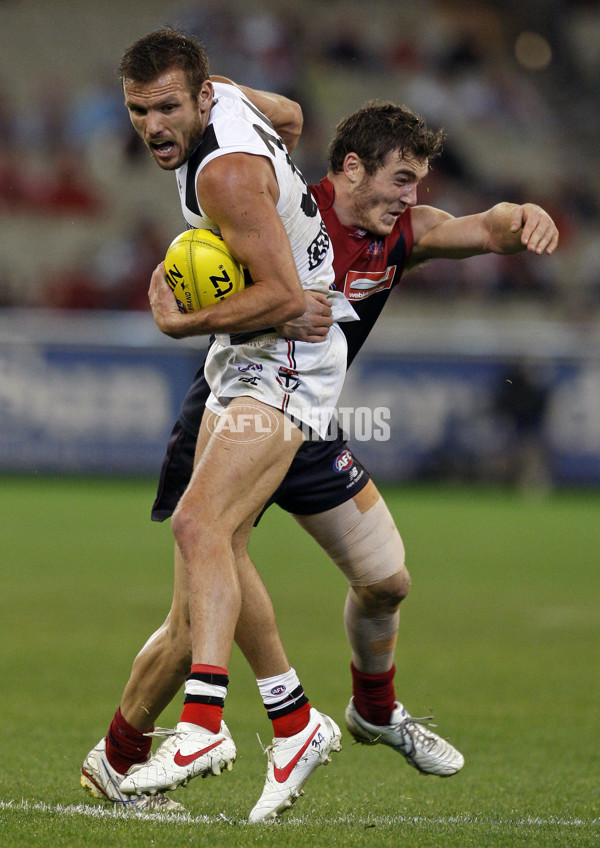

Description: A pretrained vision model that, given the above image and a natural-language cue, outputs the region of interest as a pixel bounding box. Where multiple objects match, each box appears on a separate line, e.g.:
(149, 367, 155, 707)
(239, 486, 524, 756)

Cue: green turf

(1, 476, 598, 847)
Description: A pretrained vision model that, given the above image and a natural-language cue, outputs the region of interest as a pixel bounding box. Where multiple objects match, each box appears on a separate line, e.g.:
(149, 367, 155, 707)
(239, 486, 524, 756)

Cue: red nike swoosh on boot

(273, 724, 320, 784)
(173, 738, 225, 767)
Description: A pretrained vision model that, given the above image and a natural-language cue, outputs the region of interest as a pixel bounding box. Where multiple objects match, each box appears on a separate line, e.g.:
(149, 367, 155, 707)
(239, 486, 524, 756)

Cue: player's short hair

(119, 28, 210, 99)
(328, 100, 445, 175)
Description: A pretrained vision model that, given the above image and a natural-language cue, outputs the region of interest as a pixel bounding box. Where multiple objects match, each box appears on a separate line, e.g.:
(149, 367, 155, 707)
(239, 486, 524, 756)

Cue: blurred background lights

(515, 31, 553, 70)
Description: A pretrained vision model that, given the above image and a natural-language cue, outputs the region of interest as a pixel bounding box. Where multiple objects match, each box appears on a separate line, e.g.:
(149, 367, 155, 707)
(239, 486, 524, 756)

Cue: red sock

(105, 707, 152, 774)
(180, 702, 223, 733)
(351, 662, 396, 726)
(272, 701, 311, 738)
(180, 664, 227, 733)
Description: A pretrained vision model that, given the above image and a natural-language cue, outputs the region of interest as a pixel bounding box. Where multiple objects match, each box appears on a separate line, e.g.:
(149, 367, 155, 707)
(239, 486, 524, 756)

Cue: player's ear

(197, 79, 213, 112)
(343, 153, 363, 184)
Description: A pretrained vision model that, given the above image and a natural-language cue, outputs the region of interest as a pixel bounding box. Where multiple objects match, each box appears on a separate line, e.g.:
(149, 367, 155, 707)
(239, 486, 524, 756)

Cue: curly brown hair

(328, 100, 445, 175)
(119, 27, 210, 99)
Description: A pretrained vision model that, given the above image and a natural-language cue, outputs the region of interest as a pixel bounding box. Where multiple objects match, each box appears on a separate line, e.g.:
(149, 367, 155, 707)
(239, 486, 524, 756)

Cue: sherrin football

(164, 229, 245, 313)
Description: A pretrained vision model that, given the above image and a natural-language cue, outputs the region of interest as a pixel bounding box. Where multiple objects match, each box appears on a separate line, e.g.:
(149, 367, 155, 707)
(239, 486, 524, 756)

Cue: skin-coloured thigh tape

(293, 483, 406, 587)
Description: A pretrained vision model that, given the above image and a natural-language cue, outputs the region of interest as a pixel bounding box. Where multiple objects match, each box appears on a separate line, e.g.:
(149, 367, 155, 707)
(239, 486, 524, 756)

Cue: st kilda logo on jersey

(276, 366, 301, 393)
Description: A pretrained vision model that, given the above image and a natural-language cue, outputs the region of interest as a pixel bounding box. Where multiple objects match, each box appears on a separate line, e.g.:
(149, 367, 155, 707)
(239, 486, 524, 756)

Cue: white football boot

(345, 698, 464, 776)
(119, 721, 236, 796)
(248, 708, 342, 823)
(81, 737, 184, 811)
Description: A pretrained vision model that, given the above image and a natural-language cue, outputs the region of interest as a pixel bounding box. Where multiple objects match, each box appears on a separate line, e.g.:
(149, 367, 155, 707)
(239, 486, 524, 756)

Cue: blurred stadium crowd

(0, 0, 598, 321)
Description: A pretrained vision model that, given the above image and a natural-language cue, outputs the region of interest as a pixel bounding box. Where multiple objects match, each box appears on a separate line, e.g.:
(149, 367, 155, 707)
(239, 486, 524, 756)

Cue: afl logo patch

(333, 449, 353, 472)
(270, 685, 286, 696)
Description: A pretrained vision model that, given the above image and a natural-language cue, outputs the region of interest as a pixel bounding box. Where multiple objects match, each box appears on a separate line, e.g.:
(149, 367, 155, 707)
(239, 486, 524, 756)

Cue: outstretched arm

(210, 75, 303, 153)
(409, 202, 559, 268)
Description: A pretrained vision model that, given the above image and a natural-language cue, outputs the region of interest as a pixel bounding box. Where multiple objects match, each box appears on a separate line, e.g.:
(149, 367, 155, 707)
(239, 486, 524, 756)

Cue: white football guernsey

(175, 82, 357, 327)
(174, 83, 356, 438)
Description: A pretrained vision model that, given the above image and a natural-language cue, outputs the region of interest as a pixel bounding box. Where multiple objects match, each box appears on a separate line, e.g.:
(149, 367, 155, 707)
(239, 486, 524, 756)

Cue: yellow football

(164, 229, 245, 313)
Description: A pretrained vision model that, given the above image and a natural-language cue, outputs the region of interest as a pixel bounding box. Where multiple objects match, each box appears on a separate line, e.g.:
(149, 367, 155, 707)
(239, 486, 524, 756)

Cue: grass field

(0, 476, 598, 847)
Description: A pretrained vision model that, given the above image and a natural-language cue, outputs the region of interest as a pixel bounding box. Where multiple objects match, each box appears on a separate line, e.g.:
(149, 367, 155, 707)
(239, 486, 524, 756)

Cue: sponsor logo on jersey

(343, 266, 397, 301)
(237, 363, 263, 372)
(333, 449, 353, 472)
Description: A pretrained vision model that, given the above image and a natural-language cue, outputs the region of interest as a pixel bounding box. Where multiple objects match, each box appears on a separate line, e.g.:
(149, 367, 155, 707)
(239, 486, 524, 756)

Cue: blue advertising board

(0, 311, 599, 486)
(339, 353, 600, 487)
(0, 337, 201, 475)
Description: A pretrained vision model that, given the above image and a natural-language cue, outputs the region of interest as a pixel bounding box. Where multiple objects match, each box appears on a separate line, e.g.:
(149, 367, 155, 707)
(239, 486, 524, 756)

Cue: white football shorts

(204, 323, 348, 439)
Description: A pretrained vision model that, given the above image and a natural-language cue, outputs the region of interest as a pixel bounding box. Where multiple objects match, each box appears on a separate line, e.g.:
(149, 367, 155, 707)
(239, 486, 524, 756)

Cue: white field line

(0, 800, 597, 829)
(0, 800, 217, 825)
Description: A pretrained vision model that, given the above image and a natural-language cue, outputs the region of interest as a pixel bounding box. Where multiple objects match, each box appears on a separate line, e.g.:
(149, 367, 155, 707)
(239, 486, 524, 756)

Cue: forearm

(410, 201, 558, 266)
(154, 277, 305, 340)
(196, 284, 304, 334)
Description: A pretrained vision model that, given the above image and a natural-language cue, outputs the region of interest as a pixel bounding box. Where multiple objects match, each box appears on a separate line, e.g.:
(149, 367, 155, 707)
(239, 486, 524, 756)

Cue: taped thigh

(293, 486, 405, 586)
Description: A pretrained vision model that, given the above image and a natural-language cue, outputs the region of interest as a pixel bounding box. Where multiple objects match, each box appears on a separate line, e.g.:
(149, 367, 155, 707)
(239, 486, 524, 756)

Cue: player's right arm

(408, 202, 558, 268)
(149, 153, 306, 339)
(210, 76, 303, 153)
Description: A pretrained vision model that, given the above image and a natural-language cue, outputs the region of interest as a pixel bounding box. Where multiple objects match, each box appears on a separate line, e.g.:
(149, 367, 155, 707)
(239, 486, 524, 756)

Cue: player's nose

(145, 111, 166, 137)
(400, 182, 418, 206)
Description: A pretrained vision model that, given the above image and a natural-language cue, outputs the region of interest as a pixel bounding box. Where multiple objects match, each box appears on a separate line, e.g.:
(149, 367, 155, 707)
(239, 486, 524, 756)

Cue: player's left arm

(276, 290, 333, 342)
(408, 202, 559, 267)
(210, 75, 303, 153)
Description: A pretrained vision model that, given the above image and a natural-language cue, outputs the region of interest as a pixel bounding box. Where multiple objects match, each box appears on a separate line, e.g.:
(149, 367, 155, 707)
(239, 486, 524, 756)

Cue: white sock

(256, 667, 302, 706)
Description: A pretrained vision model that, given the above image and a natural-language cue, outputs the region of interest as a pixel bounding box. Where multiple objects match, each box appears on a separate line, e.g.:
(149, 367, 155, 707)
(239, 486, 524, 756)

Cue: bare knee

(172, 498, 224, 568)
(171, 500, 198, 559)
(352, 567, 411, 615)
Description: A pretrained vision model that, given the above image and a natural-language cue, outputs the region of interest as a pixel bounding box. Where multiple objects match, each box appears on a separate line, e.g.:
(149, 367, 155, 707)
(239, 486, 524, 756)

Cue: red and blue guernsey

(310, 177, 414, 366)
